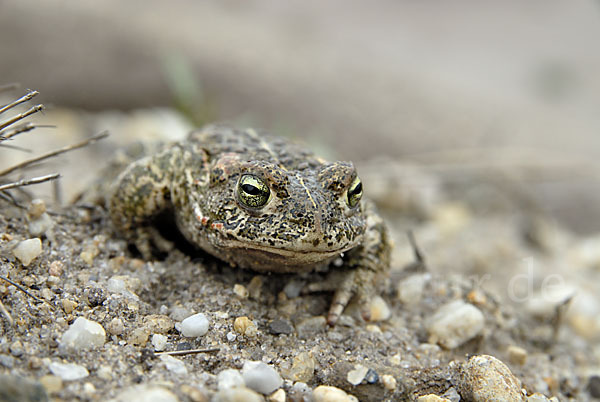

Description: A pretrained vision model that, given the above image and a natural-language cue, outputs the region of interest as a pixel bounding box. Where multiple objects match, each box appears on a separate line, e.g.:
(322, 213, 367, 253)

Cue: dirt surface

(1, 108, 599, 401)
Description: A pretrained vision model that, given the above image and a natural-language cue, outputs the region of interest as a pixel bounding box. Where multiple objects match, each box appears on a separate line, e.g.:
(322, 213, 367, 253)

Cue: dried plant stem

(0, 131, 109, 177)
(0, 173, 60, 191)
(0, 90, 39, 115)
(155, 348, 220, 356)
(0, 123, 56, 142)
(0, 104, 44, 131)
(0, 275, 49, 305)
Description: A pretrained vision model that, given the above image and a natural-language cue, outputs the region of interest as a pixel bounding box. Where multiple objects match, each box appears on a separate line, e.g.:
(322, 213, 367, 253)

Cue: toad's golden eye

(347, 176, 363, 208)
(237, 174, 271, 208)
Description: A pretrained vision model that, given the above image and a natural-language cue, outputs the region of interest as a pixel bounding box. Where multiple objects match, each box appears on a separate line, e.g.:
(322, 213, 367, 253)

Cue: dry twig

(0, 173, 60, 192)
(155, 347, 220, 356)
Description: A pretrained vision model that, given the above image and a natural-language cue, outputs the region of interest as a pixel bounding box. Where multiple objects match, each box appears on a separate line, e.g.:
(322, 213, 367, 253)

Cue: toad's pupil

(242, 184, 262, 195)
(351, 182, 362, 195)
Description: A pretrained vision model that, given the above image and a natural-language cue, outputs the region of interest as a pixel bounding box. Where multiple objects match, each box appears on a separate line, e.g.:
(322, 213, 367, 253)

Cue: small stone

(39, 374, 63, 393)
(160, 355, 188, 375)
(213, 387, 264, 402)
(28, 213, 54, 237)
(177, 313, 209, 337)
(313, 385, 356, 402)
(368, 296, 391, 321)
(268, 389, 286, 402)
(233, 284, 249, 298)
(112, 385, 179, 402)
(242, 361, 283, 395)
(83, 382, 96, 394)
(41, 287, 54, 301)
(268, 319, 294, 335)
(527, 394, 552, 402)
(365, 324, 382, 333)
(10, 340, 24, 356)
(426, 300, 484, 349)
(143, 314, 174, 334)
(128, 328, 149, 346)
(416, 395, 451, 402)
(107, 318, 125, 335)
(226, 332, 237, 342)
(152, 334, 168, 352)
(48, 260, 64, 276)
(12, 238, 42, 266)
(234, 316, 256, 336)
(457, 355, 524, 402)
(283, 279, 305, 298)
(217, 368, 245, 391)
(281, 351, 315, 383)
(296, 316, 327, 339)
(180, 384, 208, 402)
(84, 287, 106, 307)
(347, 364, 369, 385)
(28, 199, 46, 219)
(48, 361, 89, 381)
(79, 244, 99, 266)
(247, 276, 263, 299)
(507, 345, 528, 366)
(397, 273, 430, 305)
(364, 368, 379, 384)
(588, 375, 600, 398)
(60, 317, 106, 350)
(61, 299, 78, 314)
(381, 374, 397, 391)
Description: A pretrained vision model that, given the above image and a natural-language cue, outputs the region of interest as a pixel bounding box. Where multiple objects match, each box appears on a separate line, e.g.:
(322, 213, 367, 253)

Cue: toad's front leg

(109, 147, 181, 258)
(307, 201, 391, 326)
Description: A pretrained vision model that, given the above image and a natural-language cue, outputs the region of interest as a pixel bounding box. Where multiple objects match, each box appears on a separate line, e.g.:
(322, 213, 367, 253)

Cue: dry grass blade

(0, 173, 60, 192)
(155, 348, 220, 356)
(0, 275, 51, 306)
(0, 131, 109, 177)
(0, 123, 56, 142)
(0, 90, 39, 115)
(0, 104, 44, 131)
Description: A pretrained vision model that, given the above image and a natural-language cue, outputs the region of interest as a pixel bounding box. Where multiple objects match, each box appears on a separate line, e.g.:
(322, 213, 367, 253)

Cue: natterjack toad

(109, 124, 391, 325)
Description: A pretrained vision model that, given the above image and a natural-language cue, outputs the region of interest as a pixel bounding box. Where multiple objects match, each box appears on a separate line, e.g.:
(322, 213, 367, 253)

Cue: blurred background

(2, 0, 600, 233)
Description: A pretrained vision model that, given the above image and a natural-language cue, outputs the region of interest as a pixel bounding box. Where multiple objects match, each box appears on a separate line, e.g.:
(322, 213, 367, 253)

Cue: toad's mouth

(216, 239, 357, 273)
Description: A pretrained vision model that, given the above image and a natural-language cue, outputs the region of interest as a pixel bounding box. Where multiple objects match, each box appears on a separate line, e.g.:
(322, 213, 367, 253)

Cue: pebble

(234, 316, 256, 336)
(143, 314, 174, 334)
(368, 296, 391, 321)
(416, 395, 451, 402)
(160, 355, 188, 375)
(28, 213, 54, 237)
(283, 279, 305, 298)
(242, 361, 283, 395)
(39, 374, 63, 393)
(397, 273, 430, 305)
(127, 328, 150, 346)
(152, 334, 168, 351)
(364, 368, 379, 384)
(48, 260, 64, 276)
(457, 355, 524, 402)
(111, 385, 180, 402)
(213, 387, 265, 402)
(177, 313, 209, 337)
(312, 385, 357, 402)
(48, 361, 89, 381)
(60, 317, 106, 350)
(12, 238, 42, 266)
(381, 374, 397, 391)
(0, 374, 48, 402)
(282, 351, 315, 383)
(107, 318, 125, 335)
(507, 345, 528, 366)
(61, 299, 78, 314)
(588, 375, 600, 398)
(426, 300, 484, 349)
(347, 364, 369, 385)
(268, 319, 294, 335)
(0, 354, 15, 368)
(526, 394, 554, 402)
(28, 199, 46, 219)
(268, 389, 286, 402)
(233, 284, 249, 298)
(217, 368, 245, 391)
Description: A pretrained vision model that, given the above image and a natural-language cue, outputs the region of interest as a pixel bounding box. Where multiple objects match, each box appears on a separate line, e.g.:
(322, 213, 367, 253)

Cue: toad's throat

(214, 239, 357, 273)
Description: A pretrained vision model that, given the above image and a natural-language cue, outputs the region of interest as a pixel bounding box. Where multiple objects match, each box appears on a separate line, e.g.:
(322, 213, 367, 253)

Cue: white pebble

(426, 300, 484, 349)
(28, 213, 54, 237)
(151, 334, 168, 352)
(60, 317, 106, 350)
(313, 385, 356, 402)
(397, 273, 430, 305)
(12, 238, 42, 266)
(242, 361, 283, 395)
(217, 368, 245, 391)
(159, 355, 188, 375)
(347, 364, 369, 385)
(177, 313, 209, 337)
(368, 296, 391, 321)
(112, 385, 179, 402)
(213, 387, 264, 402)
(49, 361, 89, 381)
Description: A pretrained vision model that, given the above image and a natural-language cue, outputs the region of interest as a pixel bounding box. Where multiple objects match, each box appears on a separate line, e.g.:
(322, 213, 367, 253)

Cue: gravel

(176, 313, 209, 337)
(59, 317, 106, 350)
(242, 361, 283, 395)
